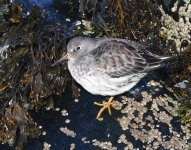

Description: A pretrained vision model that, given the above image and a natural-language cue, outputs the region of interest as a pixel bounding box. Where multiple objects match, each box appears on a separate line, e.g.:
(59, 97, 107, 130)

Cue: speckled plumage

(60, 36, 174, 96)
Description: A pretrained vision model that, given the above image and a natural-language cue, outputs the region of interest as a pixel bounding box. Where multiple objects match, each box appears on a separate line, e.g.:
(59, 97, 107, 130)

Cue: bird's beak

(51, 53, 68, 67)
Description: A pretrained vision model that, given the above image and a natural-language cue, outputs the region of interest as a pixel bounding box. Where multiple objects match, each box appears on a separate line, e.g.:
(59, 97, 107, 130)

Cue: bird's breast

(68, 60, 102, 94)
(68, 60, 147, 96)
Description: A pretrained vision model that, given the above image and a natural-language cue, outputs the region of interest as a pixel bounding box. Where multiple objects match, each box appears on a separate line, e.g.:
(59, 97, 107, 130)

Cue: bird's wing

(89, 39, 165, 78)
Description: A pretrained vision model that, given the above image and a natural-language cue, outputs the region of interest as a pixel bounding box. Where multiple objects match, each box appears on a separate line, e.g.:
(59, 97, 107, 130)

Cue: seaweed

(79, 0, 162, 41)
(171, 44, 191, 125)
(0, 1, 74, 148)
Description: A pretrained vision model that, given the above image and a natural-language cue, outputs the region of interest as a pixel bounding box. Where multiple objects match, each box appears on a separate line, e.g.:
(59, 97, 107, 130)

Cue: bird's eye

(76, 46, 80, 50)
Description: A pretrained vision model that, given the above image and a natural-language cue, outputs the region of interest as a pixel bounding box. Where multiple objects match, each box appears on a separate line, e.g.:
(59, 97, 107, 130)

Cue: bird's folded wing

(90, 39, 163, 78)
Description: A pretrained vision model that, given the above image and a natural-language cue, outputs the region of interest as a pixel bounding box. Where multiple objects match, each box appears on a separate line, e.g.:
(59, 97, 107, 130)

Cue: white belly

(68, 62, 146, 96)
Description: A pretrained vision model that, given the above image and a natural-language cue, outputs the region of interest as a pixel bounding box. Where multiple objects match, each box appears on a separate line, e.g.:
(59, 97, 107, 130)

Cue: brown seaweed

(0, 1, 71, 148)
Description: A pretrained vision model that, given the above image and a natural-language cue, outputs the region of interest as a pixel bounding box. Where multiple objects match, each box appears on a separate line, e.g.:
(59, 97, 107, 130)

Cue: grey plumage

(54, 36, 175, 96)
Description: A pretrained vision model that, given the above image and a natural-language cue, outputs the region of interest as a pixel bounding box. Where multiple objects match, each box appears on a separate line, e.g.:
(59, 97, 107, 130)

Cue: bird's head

(52, 36, 97, 67)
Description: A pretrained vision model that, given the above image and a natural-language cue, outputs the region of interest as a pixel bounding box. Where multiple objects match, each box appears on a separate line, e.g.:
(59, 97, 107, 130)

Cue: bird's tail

(146, 55, 178, 71)
(159, 55, 178, 67)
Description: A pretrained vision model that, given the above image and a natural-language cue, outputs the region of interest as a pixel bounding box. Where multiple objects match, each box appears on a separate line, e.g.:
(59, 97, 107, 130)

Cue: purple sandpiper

(52, 36, 175, 119)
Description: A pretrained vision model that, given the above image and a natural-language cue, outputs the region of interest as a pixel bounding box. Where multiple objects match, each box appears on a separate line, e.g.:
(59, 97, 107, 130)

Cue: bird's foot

(94, 96, 114, 120)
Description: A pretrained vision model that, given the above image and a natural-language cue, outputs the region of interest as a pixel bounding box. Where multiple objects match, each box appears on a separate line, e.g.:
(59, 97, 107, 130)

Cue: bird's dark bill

(51, 53, 68, 67)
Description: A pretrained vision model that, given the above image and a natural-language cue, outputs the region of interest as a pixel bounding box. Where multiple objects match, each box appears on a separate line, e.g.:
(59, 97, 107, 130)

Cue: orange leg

(94, 96, 114, 120)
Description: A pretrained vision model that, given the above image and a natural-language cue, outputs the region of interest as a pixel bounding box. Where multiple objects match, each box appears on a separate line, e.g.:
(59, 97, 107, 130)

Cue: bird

(52, 36, 175, 119)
